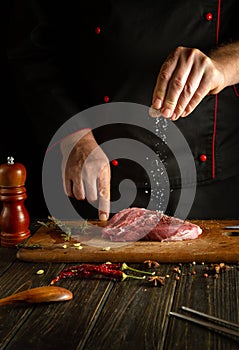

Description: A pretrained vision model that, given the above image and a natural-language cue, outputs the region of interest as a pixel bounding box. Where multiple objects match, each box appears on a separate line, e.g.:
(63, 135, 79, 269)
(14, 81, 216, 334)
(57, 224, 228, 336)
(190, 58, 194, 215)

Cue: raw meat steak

(102, 207, 202, 242)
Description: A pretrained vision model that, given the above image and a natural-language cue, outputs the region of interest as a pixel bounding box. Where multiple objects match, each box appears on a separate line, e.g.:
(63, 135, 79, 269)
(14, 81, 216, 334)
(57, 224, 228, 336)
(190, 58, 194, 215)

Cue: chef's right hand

(151, 46, 225, 120)
(60, 129, 110, 221)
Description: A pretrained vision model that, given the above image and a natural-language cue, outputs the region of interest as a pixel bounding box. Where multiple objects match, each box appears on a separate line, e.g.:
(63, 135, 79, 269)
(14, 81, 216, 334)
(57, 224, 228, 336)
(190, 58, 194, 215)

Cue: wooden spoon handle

(0, 286, 73, 305)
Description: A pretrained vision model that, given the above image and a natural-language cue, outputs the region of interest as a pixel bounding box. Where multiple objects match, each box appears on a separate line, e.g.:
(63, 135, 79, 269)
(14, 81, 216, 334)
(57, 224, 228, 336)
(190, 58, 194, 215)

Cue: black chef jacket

(7, 0, 239, 219)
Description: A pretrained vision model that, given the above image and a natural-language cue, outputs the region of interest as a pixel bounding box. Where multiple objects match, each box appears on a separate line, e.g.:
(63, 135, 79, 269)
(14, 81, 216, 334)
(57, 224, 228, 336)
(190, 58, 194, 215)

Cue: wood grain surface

(1, 247, 239, 350)
(16, 220, 239, 263)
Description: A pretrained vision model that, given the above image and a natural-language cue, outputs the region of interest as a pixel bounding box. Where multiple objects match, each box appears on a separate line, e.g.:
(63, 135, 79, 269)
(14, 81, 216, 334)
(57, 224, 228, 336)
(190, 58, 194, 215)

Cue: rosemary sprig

(16, 238, 42, 249)
(76, 220, 89, 235)
(37, 216, 72, 241)
(37, 216, 90, 241)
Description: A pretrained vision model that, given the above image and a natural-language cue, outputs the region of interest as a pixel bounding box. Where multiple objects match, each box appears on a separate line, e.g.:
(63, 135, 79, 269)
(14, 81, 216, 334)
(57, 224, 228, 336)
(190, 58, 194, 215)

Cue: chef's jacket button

(205, 12, 213, 21)
(200, 154, 207, 162)
(104, 95, 110, 103)
(111, 159, 118, 167)
(95, 26, 101, 35)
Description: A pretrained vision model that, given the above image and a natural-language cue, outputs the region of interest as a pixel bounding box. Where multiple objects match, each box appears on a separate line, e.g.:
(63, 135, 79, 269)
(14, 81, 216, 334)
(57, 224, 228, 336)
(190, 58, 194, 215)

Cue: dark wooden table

(0, 241, 239, 349)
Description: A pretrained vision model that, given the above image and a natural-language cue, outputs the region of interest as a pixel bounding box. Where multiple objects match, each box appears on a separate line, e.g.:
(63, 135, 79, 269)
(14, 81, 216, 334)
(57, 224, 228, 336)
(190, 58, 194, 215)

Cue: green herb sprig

(37, 216, 90, 241)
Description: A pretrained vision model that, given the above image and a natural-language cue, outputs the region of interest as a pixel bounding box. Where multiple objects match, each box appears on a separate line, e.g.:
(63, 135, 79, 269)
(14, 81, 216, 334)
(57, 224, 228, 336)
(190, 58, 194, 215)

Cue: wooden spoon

(0, 286, 73, 305)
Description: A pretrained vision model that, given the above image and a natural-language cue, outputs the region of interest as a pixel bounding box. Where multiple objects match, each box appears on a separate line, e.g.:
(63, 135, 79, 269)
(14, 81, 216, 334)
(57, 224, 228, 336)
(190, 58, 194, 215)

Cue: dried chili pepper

(50, 262, 154, 285)
(100, 262, 155, 275)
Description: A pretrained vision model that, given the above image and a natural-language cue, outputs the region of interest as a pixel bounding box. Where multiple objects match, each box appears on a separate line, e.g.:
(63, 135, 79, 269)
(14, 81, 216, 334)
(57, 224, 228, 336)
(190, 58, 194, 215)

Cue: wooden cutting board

(16, 220, 239, 263)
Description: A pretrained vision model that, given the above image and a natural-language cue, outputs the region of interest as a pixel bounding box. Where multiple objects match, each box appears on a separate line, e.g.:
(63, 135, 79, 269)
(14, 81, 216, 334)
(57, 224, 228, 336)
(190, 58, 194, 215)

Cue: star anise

(148, 276, 165, 286)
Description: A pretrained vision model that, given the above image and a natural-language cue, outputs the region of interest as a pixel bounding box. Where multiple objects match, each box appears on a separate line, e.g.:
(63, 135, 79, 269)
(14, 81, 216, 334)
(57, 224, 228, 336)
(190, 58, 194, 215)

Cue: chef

(8, 0, 239, 220)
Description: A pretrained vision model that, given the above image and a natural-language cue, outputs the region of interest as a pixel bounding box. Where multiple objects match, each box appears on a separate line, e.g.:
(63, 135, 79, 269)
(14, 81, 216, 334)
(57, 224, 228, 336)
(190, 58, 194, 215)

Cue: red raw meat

(102, 207, 202, 242)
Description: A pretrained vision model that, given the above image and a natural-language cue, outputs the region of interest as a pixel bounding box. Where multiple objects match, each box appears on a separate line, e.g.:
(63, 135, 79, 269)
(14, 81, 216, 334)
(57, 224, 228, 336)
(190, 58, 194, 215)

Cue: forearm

(209, 41, 239, 93)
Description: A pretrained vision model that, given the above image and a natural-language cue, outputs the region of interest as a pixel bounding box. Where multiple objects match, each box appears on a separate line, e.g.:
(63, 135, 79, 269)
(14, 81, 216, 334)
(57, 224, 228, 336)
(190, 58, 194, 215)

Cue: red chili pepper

(61, 264, 103, 273)
(100, 263, 122, 270)
(102, 262, 155, 276)
(51, 265, 125, 284)
(50, 262, 153, 285)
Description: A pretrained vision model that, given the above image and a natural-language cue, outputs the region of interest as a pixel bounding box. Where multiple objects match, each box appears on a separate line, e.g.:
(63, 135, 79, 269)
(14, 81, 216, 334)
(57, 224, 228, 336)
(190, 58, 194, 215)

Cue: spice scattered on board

(144, 260, 160, 268)
(175, 261, 232, 279)
(102, 246, 111, 251)
(50, 260, 234, 287)
(203, 262, 231, 278)
(148, 276, 165, 286)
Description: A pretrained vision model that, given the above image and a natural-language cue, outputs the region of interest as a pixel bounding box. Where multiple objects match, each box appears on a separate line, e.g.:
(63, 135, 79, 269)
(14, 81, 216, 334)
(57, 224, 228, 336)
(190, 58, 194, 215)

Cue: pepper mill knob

(0, 157, 31, 247)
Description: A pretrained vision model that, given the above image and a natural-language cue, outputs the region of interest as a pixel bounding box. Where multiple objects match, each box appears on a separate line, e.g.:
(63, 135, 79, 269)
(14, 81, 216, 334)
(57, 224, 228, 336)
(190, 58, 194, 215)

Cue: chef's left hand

(60, 129, 110, 221)
(151, 46, 225, 121)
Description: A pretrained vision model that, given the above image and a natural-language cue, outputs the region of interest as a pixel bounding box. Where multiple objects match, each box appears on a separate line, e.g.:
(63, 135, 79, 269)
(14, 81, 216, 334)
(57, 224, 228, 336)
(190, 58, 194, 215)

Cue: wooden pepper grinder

(0, 157, 31, 247)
